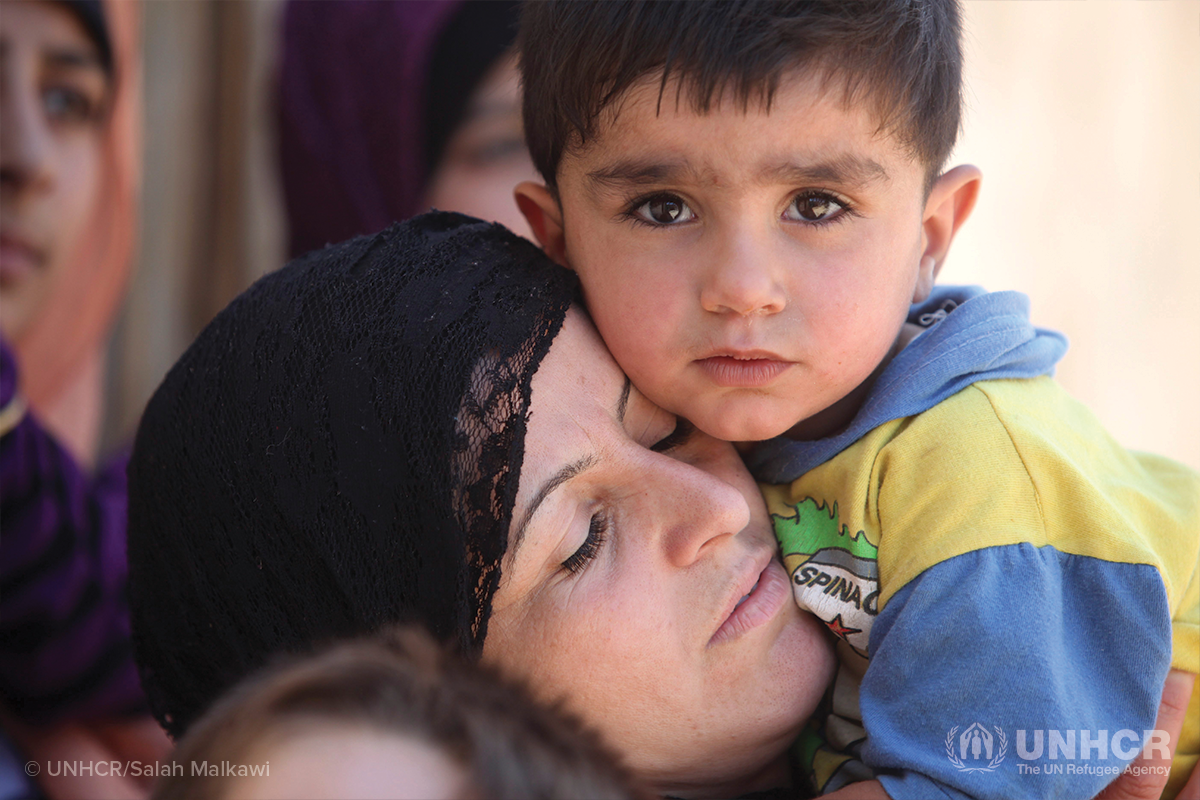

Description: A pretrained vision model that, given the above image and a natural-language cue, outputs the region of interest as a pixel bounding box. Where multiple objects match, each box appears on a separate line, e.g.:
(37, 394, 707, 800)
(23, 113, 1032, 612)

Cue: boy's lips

(695, 352, 792, 387)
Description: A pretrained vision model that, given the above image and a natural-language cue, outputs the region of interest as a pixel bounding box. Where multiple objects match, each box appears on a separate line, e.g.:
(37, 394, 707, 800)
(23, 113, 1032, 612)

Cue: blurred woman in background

(0, 1, 167, 797)
(277, 0, 535, 257)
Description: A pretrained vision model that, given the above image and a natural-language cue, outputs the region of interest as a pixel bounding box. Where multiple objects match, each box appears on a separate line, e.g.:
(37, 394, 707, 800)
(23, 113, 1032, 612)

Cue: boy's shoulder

(749, 286, 1069, 483)
(767, 375, 1199, 611)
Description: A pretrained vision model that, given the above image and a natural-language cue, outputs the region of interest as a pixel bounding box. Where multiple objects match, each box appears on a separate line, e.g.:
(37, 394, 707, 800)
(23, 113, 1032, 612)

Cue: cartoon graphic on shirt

(773, 497, 879, 658)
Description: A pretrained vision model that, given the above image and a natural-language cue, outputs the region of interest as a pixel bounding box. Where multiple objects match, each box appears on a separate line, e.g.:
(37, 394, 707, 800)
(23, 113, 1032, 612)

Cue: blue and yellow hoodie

(749, 286, 1199, 800)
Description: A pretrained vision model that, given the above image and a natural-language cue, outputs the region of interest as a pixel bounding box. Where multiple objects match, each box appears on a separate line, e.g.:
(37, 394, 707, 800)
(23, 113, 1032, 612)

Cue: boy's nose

(699, 242, 787, 317)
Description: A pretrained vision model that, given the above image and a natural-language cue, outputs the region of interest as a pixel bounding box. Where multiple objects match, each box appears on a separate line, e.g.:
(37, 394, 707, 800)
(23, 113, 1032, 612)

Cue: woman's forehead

(2, 2, 101, 57)
(497, 309, 657, 579)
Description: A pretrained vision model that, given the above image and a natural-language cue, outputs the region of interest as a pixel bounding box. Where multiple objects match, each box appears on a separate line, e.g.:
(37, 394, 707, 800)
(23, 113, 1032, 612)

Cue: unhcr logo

(946, 723, 1008, 772)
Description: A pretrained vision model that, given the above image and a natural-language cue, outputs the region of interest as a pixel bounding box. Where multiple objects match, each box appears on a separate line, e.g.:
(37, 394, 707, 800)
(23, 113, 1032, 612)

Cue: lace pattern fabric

(127, 213, 576, 737)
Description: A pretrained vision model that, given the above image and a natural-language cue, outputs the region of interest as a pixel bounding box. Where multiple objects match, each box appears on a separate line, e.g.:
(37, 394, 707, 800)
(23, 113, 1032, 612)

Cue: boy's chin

(691, 410, 800, 446)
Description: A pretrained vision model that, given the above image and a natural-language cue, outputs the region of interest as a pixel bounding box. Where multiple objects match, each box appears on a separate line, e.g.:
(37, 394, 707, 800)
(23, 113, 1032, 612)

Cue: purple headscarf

(278, 1, 460, 258)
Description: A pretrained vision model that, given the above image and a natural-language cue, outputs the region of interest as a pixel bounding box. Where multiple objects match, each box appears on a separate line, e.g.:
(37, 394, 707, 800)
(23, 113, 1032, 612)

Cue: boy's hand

(1097, 668, 1197, 800)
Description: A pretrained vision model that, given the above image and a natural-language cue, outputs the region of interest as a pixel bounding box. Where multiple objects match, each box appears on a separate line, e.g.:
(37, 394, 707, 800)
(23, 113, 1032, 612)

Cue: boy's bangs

(519, 0, 962, 191)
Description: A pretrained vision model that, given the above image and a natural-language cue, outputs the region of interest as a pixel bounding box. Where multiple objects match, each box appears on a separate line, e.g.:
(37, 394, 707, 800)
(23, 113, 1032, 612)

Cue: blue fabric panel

(862, 544, 1171, 800)
(749, 286, 1068, 483)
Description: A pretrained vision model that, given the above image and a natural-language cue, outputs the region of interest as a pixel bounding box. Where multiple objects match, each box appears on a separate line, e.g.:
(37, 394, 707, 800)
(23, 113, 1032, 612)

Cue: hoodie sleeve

(863, 544, 1171, 800)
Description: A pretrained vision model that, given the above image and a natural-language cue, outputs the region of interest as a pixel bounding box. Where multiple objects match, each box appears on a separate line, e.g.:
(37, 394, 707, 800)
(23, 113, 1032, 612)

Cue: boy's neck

(782, 322, 923, 442)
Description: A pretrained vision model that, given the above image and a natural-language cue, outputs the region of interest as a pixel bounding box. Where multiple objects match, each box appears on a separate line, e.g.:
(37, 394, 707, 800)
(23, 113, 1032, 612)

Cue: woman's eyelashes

(650, 419, 695, 453)
(562, 510, 609, 575)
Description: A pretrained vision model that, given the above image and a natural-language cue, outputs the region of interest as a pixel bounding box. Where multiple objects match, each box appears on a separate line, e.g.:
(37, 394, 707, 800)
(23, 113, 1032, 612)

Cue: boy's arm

(820, 670, 1197, 800)
(858, 544, 1173, 800)
(852, 381, 1196, 800)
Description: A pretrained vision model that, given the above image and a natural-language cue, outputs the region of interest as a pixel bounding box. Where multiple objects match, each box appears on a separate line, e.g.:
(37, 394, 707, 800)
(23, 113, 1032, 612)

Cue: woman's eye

(461, 136, 527, 168)
(632, 194, 695, 226)
(785, 192, 849, 223)
(562, 511, 609, 575)
(650, 419, 695, 453)
(42, 86, 96, 124)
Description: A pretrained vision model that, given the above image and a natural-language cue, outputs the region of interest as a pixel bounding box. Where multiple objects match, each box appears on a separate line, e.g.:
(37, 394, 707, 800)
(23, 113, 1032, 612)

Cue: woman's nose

(647, 445, 752, 567)
(0, 73, 55, 195)
(698, 223, 787, 317)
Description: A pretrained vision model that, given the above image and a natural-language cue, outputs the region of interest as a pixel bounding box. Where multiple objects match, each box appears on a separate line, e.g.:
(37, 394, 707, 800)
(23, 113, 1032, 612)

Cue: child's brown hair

(519, 0, 963, 195)
(153, 626, 649, 800)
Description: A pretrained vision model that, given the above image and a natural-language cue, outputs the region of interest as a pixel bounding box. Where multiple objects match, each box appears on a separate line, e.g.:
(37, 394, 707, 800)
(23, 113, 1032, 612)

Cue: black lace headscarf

(127, 213, 577, 738)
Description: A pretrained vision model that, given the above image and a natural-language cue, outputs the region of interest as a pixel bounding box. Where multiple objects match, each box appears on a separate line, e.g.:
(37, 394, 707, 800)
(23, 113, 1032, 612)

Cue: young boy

(511, 2, 1199, 798)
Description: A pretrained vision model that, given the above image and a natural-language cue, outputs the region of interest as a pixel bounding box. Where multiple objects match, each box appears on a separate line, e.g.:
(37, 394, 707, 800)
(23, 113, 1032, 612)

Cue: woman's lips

(710, 557, 791, 646)
(0, 235, 44, 286)
(696, 355, 791, 388)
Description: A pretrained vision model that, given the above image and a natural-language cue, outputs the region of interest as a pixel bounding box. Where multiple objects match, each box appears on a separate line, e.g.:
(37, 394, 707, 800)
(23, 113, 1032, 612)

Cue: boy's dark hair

(519, 0, 962, 194)
(153, 626, 650, 800)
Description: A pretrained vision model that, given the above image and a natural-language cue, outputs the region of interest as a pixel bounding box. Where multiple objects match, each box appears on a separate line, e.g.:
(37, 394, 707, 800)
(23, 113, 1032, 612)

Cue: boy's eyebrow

(759, 154, 890, 188)
(585, 158, 701, 191)
(584, 154, 889, 193)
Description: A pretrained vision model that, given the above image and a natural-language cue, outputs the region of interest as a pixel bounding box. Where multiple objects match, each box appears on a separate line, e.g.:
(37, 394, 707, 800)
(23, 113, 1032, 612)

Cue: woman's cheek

(47, 133, 102, 274)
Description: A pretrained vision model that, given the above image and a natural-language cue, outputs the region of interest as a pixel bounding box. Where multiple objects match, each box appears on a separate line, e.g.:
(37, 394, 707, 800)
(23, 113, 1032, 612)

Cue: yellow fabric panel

(763, 376, 1200, 795)
(974, 380, 1200, 613)
(781, 376, 1200, 614)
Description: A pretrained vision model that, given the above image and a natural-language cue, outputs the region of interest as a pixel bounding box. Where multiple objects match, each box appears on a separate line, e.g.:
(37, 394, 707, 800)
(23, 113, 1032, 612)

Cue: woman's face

(484, 309, 835, 799)
(0, 0, 108, 341)
(422, 53, 537, 239)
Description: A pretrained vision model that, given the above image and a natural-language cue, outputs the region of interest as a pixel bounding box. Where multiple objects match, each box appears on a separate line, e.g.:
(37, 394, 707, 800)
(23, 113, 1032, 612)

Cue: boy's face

(518, 70, 978, 442)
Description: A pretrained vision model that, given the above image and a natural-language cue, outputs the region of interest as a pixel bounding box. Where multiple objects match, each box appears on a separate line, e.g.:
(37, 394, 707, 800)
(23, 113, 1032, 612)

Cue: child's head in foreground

(515, 0, 983, 442)
(153, 626, 647, 800)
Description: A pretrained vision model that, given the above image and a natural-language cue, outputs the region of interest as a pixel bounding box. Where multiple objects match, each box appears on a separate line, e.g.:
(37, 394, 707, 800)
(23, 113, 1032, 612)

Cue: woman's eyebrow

(510, 454, 598, 563)
(508, 377, 629, 563)
(44, 47, 105, 72)
(615, 376, 631, 424)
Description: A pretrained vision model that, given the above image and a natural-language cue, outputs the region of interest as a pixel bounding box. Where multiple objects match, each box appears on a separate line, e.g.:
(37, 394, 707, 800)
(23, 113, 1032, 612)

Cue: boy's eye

(632, 194, 695, 226)
(785, 192, 849, 223)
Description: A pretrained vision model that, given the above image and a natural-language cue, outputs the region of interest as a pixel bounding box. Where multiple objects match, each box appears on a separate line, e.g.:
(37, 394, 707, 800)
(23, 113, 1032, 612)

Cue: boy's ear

(515, 182, 569, 267)
(916, 164, 982, 303)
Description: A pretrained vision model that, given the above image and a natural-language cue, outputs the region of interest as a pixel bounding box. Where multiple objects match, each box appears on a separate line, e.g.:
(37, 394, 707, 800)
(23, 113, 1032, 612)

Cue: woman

(277, 0, 534, 256)
(127, 213, 832, 797)
(0, 1, 166, 798)
(126, 215, 1193, 799)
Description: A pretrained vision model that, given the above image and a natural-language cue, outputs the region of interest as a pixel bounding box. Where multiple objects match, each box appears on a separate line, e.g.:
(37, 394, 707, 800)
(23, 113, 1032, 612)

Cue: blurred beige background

(949, 1, 1200, 470)
(107, 0, 1200, 471)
